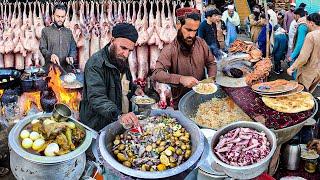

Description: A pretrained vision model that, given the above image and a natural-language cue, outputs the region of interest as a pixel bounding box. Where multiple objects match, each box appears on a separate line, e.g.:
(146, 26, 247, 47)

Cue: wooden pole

(264, 0, 270, 58)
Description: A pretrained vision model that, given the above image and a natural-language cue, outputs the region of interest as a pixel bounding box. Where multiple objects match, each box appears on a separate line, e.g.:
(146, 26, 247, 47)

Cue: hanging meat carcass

(89, 1, 100, 56)
(34, 1, 45, 39)
(135, 0, 150, 88)
(159, 0, 177, 44)
(3, 29, 15, 68)
(148, 0, 163, 70)
(100, 1, 112, 48)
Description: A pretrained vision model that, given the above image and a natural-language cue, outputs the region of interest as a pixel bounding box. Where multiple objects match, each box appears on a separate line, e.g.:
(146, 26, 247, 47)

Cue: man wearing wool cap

(80, 23, 144, 131)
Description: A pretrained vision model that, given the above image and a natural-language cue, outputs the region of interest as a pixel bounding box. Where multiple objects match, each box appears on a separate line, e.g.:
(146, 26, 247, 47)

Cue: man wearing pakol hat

(80, 23, 144, 131)
(283, 3, 296, 32)
(198, 8, 223, 59)
(221, 4, 240, 49)
(152, 7, 217, 108)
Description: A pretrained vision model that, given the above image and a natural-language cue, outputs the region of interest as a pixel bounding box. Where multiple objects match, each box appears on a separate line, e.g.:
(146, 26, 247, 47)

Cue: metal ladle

(53, 103, 98, 139)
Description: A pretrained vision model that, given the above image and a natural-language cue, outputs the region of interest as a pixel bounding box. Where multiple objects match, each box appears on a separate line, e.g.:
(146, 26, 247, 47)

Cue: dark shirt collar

(52, 23, 65, 30)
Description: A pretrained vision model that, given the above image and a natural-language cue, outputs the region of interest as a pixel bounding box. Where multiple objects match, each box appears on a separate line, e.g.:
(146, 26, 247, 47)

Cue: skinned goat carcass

(22, 26, 39, 67)
(90, 24, 100, 56)
(148, 0, 163, 70)
(44, 2, 51, 27)
(100, 2, 112, 48)
(128, 49, 138, 83)
(3, 29, 15, 68)
(64, 1, 71, 29)
(136, 0, 149, 88)
(107, 0, 114, 25)
(13, 35, 26, 70)
(159, 0, 177, 44)
(34, 2, 45, 39)
(78, 25, 91, 71)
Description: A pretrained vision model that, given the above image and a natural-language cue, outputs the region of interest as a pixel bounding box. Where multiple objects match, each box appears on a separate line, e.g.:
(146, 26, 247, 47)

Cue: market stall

(0, 0, 320, 179)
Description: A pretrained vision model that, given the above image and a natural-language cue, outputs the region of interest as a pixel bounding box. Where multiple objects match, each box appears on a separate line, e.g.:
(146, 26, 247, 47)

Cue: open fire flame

(48, 66, 81, 111)
(19, 92, 41, 115)
(19, 66, 81, 115)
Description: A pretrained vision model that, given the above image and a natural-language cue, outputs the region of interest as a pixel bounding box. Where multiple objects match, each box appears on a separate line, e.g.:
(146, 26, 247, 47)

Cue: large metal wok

(8, 112, 93, 179)
(96, 109, 205, 179)
(178, 88, 318, 145)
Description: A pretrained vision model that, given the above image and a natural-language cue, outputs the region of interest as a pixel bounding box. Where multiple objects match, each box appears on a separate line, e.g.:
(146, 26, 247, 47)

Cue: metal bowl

(96, 109, 205, 179)
(131, 95, 156, 108)
(211, 121, 277, 179)
(8, 112, 93, 164)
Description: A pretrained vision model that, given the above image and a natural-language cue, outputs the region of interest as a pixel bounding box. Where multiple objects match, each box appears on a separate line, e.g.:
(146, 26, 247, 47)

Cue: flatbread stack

(252, 79, 298, 94)
(262, 92, 315, 113)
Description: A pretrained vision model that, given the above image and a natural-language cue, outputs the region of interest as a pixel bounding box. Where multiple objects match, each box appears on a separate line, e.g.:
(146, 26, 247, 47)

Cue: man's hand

(180, 76, 199, 88)
(287, 66, 294, 76)
(66, 57, 74, 65)
(119, 112, 139, 129)
(134, 87, 145, 96)
(307, 139, 320, 154)
(287, 56, 292, 62)
(50, 54, 60, 66)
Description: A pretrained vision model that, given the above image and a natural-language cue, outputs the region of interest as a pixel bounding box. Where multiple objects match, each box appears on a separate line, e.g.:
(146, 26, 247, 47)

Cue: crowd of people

(248, 2, 320, 93)
(202, 1, 320, 94)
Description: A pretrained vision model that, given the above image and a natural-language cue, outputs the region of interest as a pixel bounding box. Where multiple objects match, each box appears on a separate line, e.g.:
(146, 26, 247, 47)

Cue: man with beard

(80, 23, 144, 131)
(283, 3, 296, 32)
(152, 7, 217, 108)
(39, 3, 77, 73)
(221, 5, 240, 49)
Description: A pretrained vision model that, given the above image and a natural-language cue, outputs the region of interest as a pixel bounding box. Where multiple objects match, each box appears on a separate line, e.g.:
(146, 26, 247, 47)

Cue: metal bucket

(96, 109, 205, 179)
(8, 112, 93, 180)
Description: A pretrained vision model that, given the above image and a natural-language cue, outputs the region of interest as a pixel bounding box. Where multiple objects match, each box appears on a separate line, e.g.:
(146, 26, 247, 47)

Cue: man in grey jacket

(80, 23, 144, 131)
(39, 3, 77, 73)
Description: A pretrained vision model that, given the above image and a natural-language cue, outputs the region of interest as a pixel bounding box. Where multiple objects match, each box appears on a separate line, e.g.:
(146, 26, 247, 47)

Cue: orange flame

(47, 66, 80, 111)
(18, 92, 41, 115)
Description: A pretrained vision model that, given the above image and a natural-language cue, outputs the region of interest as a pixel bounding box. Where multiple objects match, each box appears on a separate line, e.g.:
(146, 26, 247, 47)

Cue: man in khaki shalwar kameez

(287, 13, 320, 93)
(249, 6, 264, 43)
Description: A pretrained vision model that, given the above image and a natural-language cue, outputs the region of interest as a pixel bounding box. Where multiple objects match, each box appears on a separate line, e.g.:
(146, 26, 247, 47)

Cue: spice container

(300, 145, 319, 174)
(304, 158, 318, 173)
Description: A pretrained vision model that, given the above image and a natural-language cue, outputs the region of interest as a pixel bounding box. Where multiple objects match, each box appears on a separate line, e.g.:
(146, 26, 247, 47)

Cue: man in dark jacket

(198, 8, 223, 60)
(80, 23, 144, 131)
